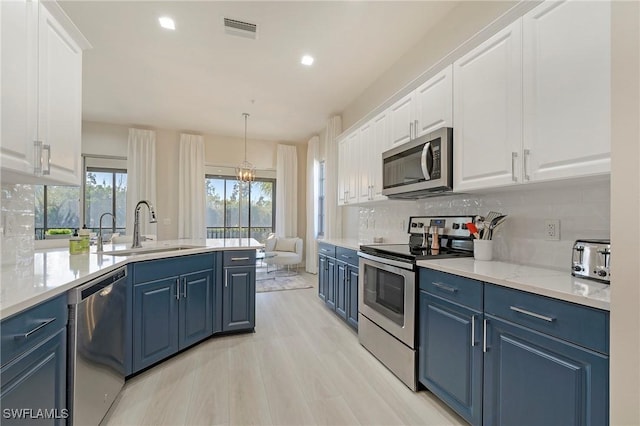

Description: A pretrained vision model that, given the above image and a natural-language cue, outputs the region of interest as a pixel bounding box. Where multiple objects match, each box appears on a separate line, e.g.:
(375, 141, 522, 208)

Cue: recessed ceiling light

(159, 17, 175, 30)
(301, 55, 314, 66)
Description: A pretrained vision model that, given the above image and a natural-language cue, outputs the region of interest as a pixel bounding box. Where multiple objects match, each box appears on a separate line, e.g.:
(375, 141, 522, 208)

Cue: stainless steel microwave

(381, 127, 453, 199)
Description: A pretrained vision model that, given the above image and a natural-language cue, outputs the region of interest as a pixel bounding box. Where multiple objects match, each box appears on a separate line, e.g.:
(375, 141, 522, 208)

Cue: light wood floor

(103, 273, 466, 426)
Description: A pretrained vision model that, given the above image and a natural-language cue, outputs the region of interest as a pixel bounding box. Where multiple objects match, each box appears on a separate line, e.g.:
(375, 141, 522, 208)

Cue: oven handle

(357, 251, 414, 271)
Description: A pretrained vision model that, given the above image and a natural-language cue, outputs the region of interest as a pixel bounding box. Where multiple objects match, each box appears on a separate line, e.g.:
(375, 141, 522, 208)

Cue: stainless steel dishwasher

(68, 267, 127, 426)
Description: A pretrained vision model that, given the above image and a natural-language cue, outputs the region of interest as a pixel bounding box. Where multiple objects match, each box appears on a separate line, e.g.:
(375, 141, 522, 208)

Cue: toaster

(571, 239, 611, 283)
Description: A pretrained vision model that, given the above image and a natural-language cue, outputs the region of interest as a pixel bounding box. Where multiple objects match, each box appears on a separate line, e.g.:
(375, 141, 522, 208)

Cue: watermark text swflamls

(2, 408, 69, 420)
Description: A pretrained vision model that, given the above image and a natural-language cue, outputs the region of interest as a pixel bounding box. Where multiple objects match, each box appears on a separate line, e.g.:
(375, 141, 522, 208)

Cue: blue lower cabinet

(179, 270, 214, 348)
(346, 266, 359, 330)
(335, 262, 348, 320)
(0, 328, 67, 425)
(133, 277, 180, 371)
(325, 257, 337, 311)
(419, 291, 483, 425)
(222, 266, 255, 332)
(483, 315, 609, 426)
(318, 255, 328, 301)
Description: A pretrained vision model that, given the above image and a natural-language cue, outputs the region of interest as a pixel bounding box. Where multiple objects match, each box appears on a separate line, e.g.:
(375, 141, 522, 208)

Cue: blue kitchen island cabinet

(419, 269, 483, 426)
(132, 253, 215, 372)
(1, 295, 68, 426)
(222, 251, 256, 332)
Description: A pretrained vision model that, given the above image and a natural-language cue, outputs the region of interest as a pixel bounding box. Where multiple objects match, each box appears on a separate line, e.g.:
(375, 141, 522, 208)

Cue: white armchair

(264, 236, 303, 275)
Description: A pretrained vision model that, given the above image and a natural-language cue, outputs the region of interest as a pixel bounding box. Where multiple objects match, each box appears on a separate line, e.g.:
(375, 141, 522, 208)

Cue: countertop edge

(1, 241, 262, 321)
(417, 259, 610, 312)
(317, 238, 362, 251)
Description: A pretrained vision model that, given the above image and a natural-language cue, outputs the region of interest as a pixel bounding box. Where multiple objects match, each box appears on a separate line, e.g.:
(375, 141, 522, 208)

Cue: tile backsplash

(351, 179, 610, 271)
(1, 184, 35, 267)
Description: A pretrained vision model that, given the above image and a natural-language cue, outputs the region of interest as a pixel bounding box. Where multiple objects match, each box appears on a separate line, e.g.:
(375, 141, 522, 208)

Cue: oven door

(358, 253, 416, 348)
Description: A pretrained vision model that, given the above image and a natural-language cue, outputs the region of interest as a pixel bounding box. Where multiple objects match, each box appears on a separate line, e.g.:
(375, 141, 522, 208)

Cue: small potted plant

(45, 228, 73, 239)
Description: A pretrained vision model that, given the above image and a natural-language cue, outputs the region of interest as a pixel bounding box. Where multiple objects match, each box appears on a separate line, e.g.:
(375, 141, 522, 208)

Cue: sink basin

(99, 245, 203, 257)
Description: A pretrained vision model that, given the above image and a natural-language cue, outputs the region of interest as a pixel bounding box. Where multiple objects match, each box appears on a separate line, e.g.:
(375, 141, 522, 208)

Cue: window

(35, 185, 81, 239)
(84, 168, 127, 235)
(317, 161, 325, 237)
(206, 175, 275, 242)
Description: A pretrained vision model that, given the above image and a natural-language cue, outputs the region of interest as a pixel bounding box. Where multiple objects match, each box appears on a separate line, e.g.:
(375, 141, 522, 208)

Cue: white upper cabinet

(337, 138, 348, 205)
(453, 20, 523, 192)
(414, 65, 453, 137)
(388, 66, 453, 148)
(522, 0, 611, 182)
(1, 1, 89, 186)
(1, 0, 38, 181)
(345, 131, 359, 204)
(357, 122, 372, 203)
(370, 111, 389, 201)
(388, 92, 415, 147)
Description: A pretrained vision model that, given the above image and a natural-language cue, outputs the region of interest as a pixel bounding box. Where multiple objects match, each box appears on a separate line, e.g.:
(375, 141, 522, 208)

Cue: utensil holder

(474, 240, 494, 261)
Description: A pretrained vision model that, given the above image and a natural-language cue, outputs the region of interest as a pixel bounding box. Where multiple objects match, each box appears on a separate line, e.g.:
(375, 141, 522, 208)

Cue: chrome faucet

(132, 200, 157, 249)
(97, 212, 115, 252)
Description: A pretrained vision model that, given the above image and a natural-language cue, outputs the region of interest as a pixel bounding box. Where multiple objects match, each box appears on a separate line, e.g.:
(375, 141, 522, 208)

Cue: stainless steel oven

(358, 252, 417, 390)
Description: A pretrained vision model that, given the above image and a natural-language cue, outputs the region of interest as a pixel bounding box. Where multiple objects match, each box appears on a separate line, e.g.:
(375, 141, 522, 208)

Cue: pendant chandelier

(236, 113, 256, 182)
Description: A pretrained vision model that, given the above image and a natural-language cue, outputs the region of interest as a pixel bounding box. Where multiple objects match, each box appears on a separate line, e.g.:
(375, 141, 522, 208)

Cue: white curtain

(306, 136, 320, 273)
(178, 134, 205, 239)
(275, 144, 298, 237)
(126, 129, 157, 237)
(324, 116, 342, 238)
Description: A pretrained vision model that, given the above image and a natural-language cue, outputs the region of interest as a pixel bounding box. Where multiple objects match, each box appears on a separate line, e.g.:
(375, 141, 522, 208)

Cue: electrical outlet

(545, 219, 560, 241)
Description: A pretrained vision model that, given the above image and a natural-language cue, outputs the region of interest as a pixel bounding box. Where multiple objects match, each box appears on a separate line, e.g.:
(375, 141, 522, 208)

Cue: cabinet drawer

(134, 253, 214, 284)
(318, 243, 336, 258)
(1, 294, 67, 366)
(419, 268, 483, 311)
(223, 250, 256, 267)
(336, 247, 358, 266)
(485, 284, 609, 354)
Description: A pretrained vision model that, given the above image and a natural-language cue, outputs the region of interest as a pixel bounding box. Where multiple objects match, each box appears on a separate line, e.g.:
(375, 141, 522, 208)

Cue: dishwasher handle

(69, 267, 127, 304)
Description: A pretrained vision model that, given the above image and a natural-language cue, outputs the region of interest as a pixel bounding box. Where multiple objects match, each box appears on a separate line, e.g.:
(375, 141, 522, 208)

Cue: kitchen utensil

(466, 222, 480, 239)
(486, 215, 507, 239)
(482, 212, 504, 239)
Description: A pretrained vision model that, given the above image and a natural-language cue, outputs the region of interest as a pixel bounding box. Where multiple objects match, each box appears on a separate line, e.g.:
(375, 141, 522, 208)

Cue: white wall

(610, 1, 640, 423)
(81, 121, 306, 243)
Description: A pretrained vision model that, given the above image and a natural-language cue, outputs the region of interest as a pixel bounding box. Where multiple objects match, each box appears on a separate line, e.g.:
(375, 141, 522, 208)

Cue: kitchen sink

(99, 245, 204, 257)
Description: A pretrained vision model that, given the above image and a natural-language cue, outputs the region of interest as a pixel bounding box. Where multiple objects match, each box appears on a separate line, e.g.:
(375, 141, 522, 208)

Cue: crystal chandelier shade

(236, 113, 255, 182)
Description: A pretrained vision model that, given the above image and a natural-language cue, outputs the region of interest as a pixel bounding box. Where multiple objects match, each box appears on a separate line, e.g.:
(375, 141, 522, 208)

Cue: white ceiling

(60, 1, 457, 143)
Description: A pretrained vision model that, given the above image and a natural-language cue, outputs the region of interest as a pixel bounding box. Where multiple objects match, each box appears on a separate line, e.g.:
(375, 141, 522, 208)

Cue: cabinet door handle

(511, 152, 518, 182)
(523, 149, 531, 181)
(483, 319, 488, 353)
(33, 141, 43, 175)
(182, 278, 187, 298)
(510, 306, 555, 322)
(225, 271, 228, 288)
(432, 282, 457, 293)
(14, 318, 56, 340)
(231, 257, 249, 261)
(415, 119, 419, 136)
(175, 278, 180, 300)
(471, 315, 476, 347)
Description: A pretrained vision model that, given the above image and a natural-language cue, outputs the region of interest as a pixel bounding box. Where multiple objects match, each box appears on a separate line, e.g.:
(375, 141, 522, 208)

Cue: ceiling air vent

(224, 18, 258, 39)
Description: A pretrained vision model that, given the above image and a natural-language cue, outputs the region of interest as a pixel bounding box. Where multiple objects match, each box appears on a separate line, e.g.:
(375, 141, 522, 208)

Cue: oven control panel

(408, 215, 477, 238)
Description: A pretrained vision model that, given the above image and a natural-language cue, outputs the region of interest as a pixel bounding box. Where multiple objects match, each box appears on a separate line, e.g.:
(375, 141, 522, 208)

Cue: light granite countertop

(417, 258, 610, 311)
(0, 238, 262, 320)
(317, 238, 364, 251)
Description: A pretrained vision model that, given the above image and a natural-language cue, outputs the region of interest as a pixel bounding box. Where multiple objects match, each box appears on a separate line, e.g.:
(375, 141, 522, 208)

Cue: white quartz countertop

(317, 238, 362, 251)
(417, 258, 610, 311)
(0, 238, 262, 320)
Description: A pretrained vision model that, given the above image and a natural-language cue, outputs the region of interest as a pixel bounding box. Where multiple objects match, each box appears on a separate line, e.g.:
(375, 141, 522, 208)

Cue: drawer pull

(14, 318, 56, 340)
(432, 282, 457, 293)
(510, 306, 555, 323)
(231, 257, 250, 261)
